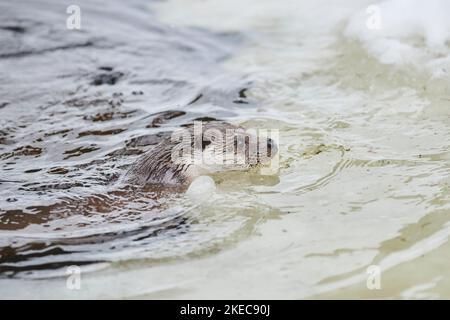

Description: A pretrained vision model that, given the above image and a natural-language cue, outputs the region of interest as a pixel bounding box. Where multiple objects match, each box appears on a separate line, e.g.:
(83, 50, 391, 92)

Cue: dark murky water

(0, 0, 252, 278)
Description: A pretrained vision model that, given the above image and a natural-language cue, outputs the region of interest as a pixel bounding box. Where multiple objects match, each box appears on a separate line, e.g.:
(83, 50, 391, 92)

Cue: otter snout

(266, 138, 277, 159)
(256, 137, 278, 164)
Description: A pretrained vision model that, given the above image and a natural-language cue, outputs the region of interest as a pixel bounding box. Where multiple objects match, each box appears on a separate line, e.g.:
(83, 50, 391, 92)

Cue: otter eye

(202, 140, 212, 150)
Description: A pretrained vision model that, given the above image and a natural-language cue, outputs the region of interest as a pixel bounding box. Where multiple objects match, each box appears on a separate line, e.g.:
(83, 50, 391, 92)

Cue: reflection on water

(1, 0, 450, 299)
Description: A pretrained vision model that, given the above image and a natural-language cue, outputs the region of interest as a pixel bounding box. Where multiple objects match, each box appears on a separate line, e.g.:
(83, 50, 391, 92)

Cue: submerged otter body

(124, 121, 277, 187)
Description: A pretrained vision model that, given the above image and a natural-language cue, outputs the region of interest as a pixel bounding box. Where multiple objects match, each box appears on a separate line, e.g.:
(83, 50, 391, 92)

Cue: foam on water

(346, 0, 450, 77)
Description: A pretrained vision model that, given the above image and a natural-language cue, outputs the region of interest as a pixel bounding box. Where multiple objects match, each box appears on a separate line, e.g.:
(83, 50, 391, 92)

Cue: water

(0, 0, 450, 299)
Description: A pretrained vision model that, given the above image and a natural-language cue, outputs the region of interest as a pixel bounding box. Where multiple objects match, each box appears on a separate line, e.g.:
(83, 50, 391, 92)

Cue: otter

(123, 121, 277, 187)
(0, 122, 278, 273)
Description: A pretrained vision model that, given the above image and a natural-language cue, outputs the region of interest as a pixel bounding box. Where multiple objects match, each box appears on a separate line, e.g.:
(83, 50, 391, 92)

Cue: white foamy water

(346, 0, 450, 77)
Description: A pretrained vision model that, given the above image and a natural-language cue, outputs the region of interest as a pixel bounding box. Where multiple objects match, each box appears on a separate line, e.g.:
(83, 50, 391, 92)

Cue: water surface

(1, 0, 450, 299)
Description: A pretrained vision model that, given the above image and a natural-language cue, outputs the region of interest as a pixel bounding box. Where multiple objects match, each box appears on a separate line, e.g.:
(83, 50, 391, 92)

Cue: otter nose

(267, 138, 277, 157)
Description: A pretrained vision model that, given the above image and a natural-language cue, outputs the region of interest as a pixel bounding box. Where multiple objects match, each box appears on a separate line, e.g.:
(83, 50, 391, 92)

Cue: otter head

(172, 121, 277, 176)
(197, 122, 277, 173)
(125, 121, 278, 187)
